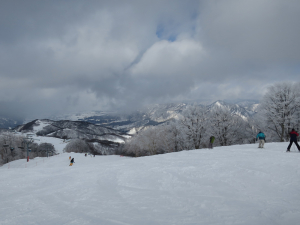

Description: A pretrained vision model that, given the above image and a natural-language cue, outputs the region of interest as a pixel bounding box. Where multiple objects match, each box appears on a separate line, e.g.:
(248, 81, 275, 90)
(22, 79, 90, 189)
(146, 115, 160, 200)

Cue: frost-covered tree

(38, 143, 56, 157)
(139, 127, 160, 155)
(121, 125, 173, 156)
(122, 135, 145, 157)
(30, 143, 39, 158)
(208, 107, 244, 146)
(0, 132, 25, 164)
(159, 123, 182, 152)
(86, 141, 118, 155)
(64, 139, 90, 153)
(177, 106, 208, 149)
(258, 82, 300, 142)
(294, 110, 300, 135)
(0, 131, 60, 165)
(243, 117, 261, 143)
(120, 103, 264, 156)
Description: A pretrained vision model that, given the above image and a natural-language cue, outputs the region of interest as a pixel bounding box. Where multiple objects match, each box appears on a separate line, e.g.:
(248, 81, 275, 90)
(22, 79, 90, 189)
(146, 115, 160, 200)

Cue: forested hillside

(120, 82, 300, 157)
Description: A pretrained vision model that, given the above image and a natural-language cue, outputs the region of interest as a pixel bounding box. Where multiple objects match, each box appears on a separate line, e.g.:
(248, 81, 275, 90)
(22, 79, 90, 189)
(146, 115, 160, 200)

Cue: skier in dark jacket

(69, 158, 75, 166)
(287, 129, 300, 152)
(256, 131, 266, 148)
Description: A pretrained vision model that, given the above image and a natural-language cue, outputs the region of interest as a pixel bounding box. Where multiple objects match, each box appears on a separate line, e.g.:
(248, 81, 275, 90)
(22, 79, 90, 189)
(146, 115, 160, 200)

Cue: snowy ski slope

(1, 142, 300, 225)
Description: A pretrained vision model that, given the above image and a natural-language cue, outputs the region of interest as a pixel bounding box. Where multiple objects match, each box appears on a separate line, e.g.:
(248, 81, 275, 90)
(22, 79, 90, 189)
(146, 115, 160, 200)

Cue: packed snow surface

(32, 120, 52, 133)
(19, 133, 68, 154)
(1, 143, 300, 225)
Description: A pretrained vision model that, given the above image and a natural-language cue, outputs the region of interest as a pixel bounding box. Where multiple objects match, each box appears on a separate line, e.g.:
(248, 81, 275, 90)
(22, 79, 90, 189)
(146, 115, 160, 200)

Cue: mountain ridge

(15, 119, 129, 144)
(4, 100, 259, 134)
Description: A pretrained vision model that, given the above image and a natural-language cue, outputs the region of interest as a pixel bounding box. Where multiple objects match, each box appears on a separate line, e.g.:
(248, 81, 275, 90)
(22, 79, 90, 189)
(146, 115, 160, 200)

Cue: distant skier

(286, 129, 300, 152)
(256, 131, 266, 148)
(209, 136, 215, 149)
(69, 156, 71, 160)
(69, 158, 75, 166)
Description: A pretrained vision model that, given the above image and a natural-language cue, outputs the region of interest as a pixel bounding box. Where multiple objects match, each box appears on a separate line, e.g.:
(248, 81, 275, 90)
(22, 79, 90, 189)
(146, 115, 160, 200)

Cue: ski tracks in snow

(1, 143, 300, 224)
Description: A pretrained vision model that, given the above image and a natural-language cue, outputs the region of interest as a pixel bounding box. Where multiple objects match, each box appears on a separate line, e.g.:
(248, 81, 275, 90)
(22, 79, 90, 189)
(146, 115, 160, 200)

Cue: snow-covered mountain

(54, 100, 258, 132)
(15, 119, 129, 144)
(4, 100, 259, 135)
(4, 100, 259, 156)
(208, 100, 256, 119)
(231, 99, 260, 114)
(46, 103, 188, 134)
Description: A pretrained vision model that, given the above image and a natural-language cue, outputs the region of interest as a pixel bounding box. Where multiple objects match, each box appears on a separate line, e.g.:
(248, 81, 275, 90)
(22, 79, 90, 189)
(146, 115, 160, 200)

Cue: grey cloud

(198, 0, 300, 63)
(0, 0, 299, 120)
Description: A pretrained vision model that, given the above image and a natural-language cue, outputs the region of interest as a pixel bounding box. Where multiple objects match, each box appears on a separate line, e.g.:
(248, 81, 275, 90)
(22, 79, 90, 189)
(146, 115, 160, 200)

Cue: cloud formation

(0, 0, 299, 120)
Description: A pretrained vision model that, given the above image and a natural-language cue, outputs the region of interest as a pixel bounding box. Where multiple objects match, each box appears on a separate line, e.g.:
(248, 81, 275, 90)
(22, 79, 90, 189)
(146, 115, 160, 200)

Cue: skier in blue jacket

(256, 131, 266, 148)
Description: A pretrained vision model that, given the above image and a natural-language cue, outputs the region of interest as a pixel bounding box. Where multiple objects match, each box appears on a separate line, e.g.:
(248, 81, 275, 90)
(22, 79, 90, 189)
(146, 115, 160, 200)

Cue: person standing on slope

(69, 158, 75, 166)
(287, 129, 300, 152)
(209, 136, 215, 149)
(256, 131, 266, 148)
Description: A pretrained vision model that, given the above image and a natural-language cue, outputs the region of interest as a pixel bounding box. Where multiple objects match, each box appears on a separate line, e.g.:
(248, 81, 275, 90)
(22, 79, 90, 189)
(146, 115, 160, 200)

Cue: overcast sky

(1, 0, 300, 120)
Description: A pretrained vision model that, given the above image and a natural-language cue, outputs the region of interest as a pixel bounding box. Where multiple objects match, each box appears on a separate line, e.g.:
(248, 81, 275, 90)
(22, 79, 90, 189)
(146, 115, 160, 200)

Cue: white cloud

(130, 39, 205, 77)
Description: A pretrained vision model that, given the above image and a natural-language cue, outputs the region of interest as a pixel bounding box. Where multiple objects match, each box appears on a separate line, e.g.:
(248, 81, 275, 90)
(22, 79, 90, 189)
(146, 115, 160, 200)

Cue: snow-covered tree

(122, 134, 145, 157)
(208, 106, 244, 146)
(258, 82, 300, 142)
(120, 102, 269, 156)
(121, 125, 175, 156)
(160, 123, 182, 152)
(38, 143, 56, 157)
(177, 105, 208, 149)
(64, 139, 90, 153)
(0, 132, 25, 164)
(139, 127, 160, 155)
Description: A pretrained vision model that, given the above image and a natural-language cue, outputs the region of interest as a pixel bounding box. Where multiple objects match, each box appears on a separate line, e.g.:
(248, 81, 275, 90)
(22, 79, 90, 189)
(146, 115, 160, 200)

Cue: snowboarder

(209, 136, 215, 149)
(69, 158, 75, 166)
(286, 129, 300, 152)
(256, 131, 266, 148)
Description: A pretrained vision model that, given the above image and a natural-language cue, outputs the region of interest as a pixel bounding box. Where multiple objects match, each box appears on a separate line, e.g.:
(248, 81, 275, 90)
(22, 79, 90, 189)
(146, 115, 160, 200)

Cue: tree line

(0, 132, 56, 166)
(118, 82, 300, 157)
(1, 82, 299, 162)
(63, 139, 119, 155)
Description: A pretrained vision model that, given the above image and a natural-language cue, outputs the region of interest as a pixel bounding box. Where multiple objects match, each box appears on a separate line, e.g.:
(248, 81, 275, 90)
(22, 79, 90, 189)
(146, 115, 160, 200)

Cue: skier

(256, 131, 266, 148)
(286, 129, 300, 152)
(69, 158, 75, 166)
(209, 136, 215, 149)
(69, 156, 71, 160)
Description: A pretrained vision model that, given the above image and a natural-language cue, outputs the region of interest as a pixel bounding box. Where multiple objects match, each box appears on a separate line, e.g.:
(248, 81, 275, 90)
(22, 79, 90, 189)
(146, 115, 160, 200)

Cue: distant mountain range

(15, 119, 129, 143)
(45, 100, 258, 133)
(207, 100, 258, 120)
(1, 100, 259, 146)
(0, 117, 21, 130)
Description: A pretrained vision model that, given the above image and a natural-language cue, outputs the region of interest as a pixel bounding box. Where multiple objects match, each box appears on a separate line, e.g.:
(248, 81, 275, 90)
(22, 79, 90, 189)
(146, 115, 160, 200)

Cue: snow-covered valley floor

(1, 142, 300, 225)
